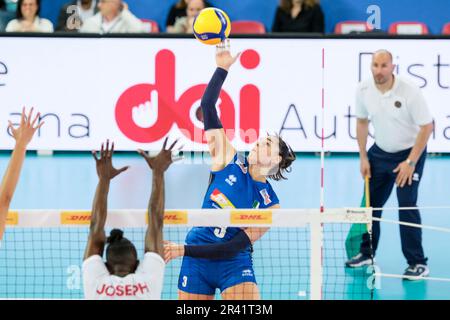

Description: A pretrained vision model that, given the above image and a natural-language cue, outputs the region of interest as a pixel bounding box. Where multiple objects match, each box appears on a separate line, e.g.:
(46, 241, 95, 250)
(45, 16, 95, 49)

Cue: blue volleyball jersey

(185, 153, 279, 247)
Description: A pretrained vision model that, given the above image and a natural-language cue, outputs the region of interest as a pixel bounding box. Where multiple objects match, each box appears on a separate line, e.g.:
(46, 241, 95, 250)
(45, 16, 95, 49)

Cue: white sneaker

(403, 264, 429, 280)
(345, 253, 374, 268)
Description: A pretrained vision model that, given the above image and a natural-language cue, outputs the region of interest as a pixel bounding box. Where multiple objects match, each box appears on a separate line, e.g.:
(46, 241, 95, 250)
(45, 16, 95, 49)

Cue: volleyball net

(0, 208, 379, 300)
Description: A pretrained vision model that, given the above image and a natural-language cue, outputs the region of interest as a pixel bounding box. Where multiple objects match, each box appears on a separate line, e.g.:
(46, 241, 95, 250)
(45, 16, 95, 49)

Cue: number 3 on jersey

(214, 227, 227, 238)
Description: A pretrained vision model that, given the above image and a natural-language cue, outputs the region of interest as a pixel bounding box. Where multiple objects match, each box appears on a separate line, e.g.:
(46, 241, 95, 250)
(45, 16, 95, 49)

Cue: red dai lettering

(115, 49, 260, 144)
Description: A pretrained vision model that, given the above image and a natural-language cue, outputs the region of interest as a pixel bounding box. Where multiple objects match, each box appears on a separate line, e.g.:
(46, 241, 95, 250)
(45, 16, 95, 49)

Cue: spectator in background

(56, 0, 99, 32)
(5, 0, 53, 32)
(0, 0, 12, 32)
(272, 0, 324, 33)
(167, 0, 205, 34)
(166, 0, 210, 33)
(80, 0, 144, 34)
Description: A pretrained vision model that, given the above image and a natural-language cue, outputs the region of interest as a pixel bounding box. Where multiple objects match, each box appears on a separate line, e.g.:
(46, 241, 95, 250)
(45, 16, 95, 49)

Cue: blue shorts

(178, 255, 257, 295)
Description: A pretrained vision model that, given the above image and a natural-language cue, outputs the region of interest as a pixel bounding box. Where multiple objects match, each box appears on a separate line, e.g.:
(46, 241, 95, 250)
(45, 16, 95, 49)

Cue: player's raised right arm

(202, 41, 241, 171)
(84, 141, 128, 260)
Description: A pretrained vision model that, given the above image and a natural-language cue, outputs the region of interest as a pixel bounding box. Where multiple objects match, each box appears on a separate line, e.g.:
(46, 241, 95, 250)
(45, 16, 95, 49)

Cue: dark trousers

(360, 144, 428, 266)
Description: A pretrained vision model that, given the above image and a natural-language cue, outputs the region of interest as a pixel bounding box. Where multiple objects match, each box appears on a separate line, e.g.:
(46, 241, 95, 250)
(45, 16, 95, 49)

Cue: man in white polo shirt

(345, 50, 434, 279)
(0, 108, 43, 248)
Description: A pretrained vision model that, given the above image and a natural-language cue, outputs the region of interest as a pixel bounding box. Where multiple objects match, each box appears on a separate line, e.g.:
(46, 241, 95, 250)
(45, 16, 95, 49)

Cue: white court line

(375, 273, 450, 282)
(373, 206, 450, 211)
(373, 217, 450, 233)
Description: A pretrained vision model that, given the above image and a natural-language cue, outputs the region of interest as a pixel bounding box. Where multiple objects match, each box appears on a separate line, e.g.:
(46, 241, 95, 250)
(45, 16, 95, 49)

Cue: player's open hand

(216, 39, 241, 71)
(92, 140, 129, 181)
(137, 137, 182, 173)
(8, 107, 44, 149)
(163, 240, 184, 264)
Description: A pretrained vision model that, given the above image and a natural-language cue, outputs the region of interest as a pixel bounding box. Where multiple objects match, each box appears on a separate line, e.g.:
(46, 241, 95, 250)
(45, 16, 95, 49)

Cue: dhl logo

(145, 210, 188, 225)
(6, 211, 18, 225)
(231, 210, 272, 225)
(61, 211, 92, 225)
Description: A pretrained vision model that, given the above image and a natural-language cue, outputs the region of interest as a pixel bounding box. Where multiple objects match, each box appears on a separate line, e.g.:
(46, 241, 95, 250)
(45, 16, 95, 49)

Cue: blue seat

(0, 11, 15, 32)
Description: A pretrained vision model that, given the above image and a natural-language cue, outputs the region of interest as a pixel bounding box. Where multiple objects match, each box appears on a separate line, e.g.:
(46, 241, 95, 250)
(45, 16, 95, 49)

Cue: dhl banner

(230, 210, 273, 225)
(0, 37, 449, 152)
(6, 211, 18, 226)
(61, 211, 91, 225)
(4, 208, 372, 228)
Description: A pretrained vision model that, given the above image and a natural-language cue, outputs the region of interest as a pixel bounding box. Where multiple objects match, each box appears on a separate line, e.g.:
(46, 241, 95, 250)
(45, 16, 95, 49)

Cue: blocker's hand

(393, 161, 415, 188)
(216, 39, 241, 71)
(8, 107, 44, 149)
(92, 140, 129, 181)
(137, 137, 182, 173)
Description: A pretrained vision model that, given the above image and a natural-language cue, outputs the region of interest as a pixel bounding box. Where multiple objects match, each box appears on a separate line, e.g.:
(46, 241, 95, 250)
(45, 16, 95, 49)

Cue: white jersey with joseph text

(82, 252, 165, 300)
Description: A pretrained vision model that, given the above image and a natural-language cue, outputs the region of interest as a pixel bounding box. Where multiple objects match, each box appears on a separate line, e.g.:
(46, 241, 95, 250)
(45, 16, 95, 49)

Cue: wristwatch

(406, 158, 416, 167)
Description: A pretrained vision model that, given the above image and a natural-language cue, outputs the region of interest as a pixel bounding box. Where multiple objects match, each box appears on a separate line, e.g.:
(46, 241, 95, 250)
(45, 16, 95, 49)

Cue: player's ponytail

(268, 135, 296, 181)
(107, 229, 124, 244)
(105, 229, 138, 270)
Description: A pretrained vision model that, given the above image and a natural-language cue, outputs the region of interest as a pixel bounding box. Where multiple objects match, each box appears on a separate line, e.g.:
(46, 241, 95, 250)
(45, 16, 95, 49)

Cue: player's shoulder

(265, 179, 278, 195)
(256, 180, 279, 207)
(215, 153, 248, 175)
(82, 254, 105, 269)
(135, 252, 165, 275)
(143, 252, 165, 264)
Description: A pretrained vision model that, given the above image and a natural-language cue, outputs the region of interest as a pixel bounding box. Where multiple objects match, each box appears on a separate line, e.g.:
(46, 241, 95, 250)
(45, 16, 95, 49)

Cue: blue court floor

(0, 152, 449, 299)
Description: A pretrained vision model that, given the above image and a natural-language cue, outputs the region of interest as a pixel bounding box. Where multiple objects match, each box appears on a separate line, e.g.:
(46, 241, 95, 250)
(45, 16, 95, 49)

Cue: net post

(310, 220, 323, 300)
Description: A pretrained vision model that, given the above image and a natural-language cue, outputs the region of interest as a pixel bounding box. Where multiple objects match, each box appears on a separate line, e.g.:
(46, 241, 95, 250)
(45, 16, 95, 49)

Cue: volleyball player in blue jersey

(0, 108, 43, 243)
(166, 41, 296, 300)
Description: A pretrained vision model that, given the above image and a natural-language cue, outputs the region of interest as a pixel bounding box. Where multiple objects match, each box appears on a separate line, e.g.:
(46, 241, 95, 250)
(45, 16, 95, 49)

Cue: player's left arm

(0, 108, 43, 240)
(138, 138, 180, 257)
(163, 204, 280, 262)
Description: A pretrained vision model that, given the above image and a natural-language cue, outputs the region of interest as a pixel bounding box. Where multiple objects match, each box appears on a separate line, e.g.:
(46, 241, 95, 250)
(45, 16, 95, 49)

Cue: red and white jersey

(82, 252, 165, 300)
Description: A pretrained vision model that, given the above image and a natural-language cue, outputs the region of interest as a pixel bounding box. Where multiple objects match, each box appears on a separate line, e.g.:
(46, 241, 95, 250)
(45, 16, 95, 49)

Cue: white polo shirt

(355, 75, 433, 153)
(82, 252, 165, 300)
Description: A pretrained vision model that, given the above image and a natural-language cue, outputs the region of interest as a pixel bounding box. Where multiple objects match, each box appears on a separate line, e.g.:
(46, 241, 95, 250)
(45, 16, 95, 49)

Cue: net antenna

(310, 48, 327, 300)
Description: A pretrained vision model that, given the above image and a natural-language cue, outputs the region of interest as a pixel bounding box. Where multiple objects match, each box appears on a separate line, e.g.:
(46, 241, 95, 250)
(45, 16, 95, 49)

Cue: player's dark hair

(268, 135, 296, 181)
(17, 0, 41, 20)
(106, 229, 137, 270)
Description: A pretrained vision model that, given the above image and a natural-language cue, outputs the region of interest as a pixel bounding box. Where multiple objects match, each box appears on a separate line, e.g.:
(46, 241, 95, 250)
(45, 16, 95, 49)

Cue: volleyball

(193, 7, 231, 45)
